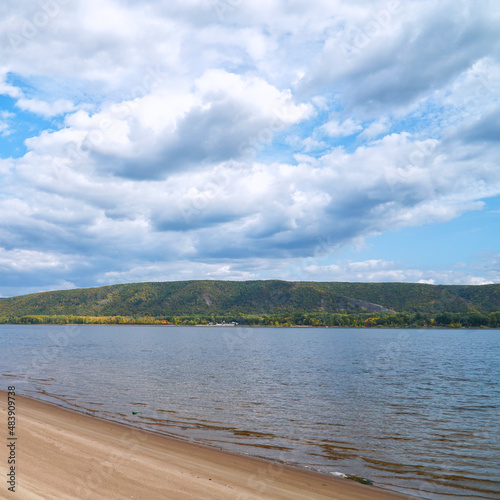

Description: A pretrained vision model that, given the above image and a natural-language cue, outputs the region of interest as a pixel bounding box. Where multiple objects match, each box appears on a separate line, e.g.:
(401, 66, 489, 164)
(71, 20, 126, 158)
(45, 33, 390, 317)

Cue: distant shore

(1, 320, 498, 329)
(0, 390, 419, 499)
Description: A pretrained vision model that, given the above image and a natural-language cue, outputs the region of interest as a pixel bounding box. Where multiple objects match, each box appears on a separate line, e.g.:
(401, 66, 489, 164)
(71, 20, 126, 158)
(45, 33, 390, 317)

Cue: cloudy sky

(0, 0, 499, 297)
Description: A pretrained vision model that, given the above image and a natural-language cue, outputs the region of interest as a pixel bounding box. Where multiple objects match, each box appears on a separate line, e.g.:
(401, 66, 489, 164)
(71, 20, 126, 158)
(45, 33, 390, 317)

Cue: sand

(0, 391, 419, 499)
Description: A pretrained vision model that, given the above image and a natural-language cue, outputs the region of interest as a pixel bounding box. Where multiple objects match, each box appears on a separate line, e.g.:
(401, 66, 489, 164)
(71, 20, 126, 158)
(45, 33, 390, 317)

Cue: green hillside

(314, 282, 500, 314)
(1, 280, 500, 320)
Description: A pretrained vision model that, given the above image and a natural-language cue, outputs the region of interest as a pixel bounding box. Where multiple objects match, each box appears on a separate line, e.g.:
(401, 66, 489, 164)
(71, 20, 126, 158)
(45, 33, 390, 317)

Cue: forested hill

(1, 280, 500, 318)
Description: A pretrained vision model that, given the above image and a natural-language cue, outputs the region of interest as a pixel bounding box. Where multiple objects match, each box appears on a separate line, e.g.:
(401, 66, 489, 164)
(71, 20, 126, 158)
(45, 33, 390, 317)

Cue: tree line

(2, 311, 500, 328)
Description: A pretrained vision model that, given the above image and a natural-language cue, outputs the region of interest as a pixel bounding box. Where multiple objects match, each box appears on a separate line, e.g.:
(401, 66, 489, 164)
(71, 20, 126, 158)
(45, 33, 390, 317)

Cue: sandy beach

(0, 391, 419, 499)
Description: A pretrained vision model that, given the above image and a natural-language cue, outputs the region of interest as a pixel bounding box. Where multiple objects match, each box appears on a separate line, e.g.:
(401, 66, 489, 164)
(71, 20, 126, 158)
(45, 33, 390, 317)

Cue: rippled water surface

(1, 325, 499, 499)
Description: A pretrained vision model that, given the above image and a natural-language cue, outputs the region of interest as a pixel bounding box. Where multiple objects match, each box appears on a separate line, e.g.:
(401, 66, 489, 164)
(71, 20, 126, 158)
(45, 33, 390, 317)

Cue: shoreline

(2, 322, 498, 329)
(0, 390, 420, 499)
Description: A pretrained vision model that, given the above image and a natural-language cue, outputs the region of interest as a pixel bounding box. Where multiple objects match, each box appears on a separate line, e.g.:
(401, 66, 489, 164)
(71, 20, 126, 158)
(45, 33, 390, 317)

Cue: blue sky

(0, 0, 499, 297)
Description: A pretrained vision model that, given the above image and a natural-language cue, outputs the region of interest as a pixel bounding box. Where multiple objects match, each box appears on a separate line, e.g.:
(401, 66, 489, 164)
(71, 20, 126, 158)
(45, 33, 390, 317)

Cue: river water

(1, 325, 499, 499)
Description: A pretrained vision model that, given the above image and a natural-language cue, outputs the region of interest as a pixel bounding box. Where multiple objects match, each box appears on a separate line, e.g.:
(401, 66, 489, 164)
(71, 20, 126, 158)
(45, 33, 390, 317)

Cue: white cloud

(0, 75, 22, 99)
(301, 137, 328, 152)
(2, 110, 499, 293)
(301, 1, 500, 116)
(0, 247, 76, 273)
(0, 0, 499, 294)
(286, 135, 328, 152)
(0, 158, 14, 174)
(289, 259, 496, 285)
(8, 125, 499, 263)
(359, 117, 391, 140)
(16, 98, 76, 117)
(321, 118, 362, 137)
(0, 111, 15, 137)
(98, 260, 261, 286)
(21, 69, 313, 179)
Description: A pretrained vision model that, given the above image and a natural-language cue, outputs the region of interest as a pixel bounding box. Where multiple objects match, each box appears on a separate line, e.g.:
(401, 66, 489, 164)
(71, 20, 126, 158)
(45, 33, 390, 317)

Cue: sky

(0, 0, 499, 297)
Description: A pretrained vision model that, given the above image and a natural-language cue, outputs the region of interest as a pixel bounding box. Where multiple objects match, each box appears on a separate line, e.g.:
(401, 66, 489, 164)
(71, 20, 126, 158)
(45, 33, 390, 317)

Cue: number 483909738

(7, 386, 16, 436)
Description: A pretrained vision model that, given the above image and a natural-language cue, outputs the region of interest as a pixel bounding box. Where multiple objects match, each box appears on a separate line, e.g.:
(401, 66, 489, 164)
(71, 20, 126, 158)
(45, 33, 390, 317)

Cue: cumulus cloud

(21, 70, 312, 180)
(301, 1, 500, 113)
(0, 111, 15, 136)
(321, 118, 362, 137)
(0, 74, 22, 99)
(359, 117, 391, 140)
(287, 259, 495, 285)
(16, 98, 75, 117)
(0, 248, 74, 273)
(0, 0, 499, 295)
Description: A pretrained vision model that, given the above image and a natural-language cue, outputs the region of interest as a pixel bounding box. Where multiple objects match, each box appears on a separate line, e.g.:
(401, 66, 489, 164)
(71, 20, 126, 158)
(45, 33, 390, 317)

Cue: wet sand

(0, 391, 419, 499)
